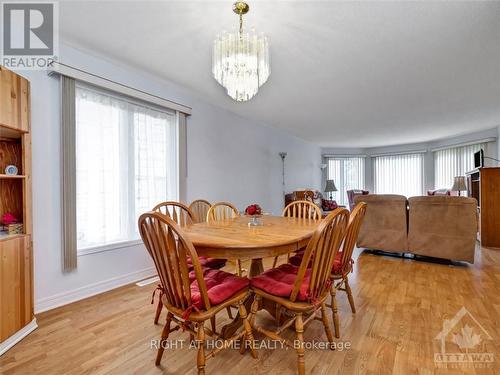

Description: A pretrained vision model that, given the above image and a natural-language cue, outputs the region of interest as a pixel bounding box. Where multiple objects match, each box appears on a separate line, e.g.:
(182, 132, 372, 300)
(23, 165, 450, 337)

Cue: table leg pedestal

(220, 258, 263, 339)
(221, 258, 285, 338)
(249, 258, 264, 276)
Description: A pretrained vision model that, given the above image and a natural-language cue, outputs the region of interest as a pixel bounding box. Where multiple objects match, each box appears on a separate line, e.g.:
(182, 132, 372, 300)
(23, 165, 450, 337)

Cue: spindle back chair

(189, 199, 212, 224)
(249, 208, 349, 375)
(272, 200, 322, 267)
(138, 212, 256, 373)
(206, 201, 240, 222)
(152, 201, 194, 227)
(330, 202, 367, 338)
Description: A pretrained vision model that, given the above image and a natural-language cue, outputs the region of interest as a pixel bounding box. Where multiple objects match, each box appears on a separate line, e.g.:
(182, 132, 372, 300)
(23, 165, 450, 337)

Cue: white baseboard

(135, 276, 159, 287)
(34, 267, 156, 314)
(0, 318, 38, 356)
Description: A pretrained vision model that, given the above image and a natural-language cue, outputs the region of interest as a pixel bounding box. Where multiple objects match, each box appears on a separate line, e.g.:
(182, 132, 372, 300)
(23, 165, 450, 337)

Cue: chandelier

(212, 2, 270, 102)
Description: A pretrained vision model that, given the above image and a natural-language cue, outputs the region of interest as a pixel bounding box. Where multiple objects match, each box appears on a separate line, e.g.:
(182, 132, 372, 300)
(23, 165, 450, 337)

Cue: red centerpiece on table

(245, 204, 262, 216)
(245, 204, 263, 226)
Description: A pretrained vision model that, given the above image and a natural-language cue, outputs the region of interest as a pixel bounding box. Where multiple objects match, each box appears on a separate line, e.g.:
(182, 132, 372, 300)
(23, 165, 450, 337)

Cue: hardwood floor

(1, 246, 499, 374)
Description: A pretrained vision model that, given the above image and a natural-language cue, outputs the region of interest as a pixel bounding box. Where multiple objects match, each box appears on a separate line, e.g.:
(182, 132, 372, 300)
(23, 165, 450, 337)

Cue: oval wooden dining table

(182, 215, 321, 338)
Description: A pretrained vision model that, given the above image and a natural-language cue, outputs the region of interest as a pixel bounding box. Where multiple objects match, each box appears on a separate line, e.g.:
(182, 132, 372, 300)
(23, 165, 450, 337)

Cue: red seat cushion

(250, 263, 311, 301)
(332, 253, 343, 274)
(189, 268, 249, 309)
(288, 251, 347, 275)
(288, 250, 305, 267)
(202, 257, 227, 269)
(187, 256, 226, 270)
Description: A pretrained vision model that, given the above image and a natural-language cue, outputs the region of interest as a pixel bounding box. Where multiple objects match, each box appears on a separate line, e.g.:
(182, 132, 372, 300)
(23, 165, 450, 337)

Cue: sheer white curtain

(133, 106, 178, 221)
(434, 143, 485, 190)
(373, 153, 424, 197)
(76, 84, 177, 250)
(327, 157, 365, 206)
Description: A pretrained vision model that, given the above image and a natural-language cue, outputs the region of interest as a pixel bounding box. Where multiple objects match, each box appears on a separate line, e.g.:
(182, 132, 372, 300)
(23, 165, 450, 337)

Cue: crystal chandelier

(212, 2, 270, 102)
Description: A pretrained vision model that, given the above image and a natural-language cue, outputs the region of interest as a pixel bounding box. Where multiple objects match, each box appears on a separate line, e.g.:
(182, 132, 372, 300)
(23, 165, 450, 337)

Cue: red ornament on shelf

(1, 212, 17, 225)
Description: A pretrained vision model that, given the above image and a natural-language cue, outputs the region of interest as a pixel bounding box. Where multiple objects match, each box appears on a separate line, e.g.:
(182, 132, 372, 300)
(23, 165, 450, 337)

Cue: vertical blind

(434, 143, 485, 190)
(373, 153, 424, 197)
(75, 83, 178, 250)
(327, 157, 365, 206)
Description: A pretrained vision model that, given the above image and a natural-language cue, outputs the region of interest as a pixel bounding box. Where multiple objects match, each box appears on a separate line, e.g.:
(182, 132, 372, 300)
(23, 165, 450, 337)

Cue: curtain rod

(370, 149, 428, 158)
(430, 137, 496, 152)
(47, 61, 192, 115)
(322, 154, 367, 158)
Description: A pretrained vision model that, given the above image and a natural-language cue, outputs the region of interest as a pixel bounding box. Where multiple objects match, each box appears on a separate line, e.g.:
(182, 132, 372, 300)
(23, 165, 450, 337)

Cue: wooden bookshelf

(466, 167, 500, 248)
(0, 65, 34, 353)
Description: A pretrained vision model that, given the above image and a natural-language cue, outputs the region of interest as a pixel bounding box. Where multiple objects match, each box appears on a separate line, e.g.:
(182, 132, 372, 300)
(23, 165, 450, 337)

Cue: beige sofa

(354, 194, 477, 263)
(407, 196, 477, 263)
(355, 195, 408, 253)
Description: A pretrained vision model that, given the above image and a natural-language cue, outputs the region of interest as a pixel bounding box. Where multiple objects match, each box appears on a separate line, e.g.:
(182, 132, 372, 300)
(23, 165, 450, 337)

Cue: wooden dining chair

(206, 201, 240, 221)
(329, 202, 367, 338)
(206, 202, 245, 277)
(272, 200, 322, 268)
(189, 199, 212, 224)
(153, 201, 194, 227)
(283, 200, 322, 220)
(151, 201, 226, 324)
(248, 208, 349, 375)
(138, 212, 256, 374)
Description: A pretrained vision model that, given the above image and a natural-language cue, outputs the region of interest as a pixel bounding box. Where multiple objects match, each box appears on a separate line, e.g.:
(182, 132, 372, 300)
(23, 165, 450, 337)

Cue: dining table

(182, 215, 321, 338)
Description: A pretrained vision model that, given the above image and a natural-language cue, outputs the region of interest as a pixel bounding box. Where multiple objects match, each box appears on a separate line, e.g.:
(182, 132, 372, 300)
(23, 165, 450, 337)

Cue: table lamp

(324, 179, 337, 200)
(451, 176, 467, 196)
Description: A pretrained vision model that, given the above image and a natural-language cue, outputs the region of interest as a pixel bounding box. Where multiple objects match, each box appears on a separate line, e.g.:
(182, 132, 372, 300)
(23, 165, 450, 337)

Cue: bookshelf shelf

(0, 232, 27, 242)
(0, 174, 26, 179)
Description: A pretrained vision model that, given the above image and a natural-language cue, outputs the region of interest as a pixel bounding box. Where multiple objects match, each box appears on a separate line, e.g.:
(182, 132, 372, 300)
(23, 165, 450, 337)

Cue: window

(76, 84, 178, 250)
(434, 143, 486, 190)
(326, 157, 365, 206)
(373, 153, 424, 197)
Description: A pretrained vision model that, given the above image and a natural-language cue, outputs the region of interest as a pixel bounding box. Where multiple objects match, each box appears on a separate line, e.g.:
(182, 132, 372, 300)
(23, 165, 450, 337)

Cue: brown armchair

(354, 194, 408, 253)
(408, 196, 477, 263)
(347, 189, 369, 211)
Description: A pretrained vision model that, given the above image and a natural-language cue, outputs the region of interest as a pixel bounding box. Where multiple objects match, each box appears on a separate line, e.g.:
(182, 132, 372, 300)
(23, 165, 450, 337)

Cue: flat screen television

(474, 149, 484, 169)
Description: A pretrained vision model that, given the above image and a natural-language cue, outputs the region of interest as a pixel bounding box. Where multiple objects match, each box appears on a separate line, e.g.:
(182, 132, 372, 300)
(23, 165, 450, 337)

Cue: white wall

(185, 100, 321, 213)
(322, 127, 499, 193)
(14, 43, 321, 312)
(498, 126, 500, 160)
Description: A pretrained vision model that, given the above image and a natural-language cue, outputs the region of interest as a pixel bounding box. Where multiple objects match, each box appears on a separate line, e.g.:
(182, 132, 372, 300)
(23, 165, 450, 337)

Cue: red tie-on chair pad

(288, 250, 305, 267)
(250, 263, 311, 301)
(189, 268, 249, 309)
(187, 256, 226, 270)
(288, 250, 345, 275)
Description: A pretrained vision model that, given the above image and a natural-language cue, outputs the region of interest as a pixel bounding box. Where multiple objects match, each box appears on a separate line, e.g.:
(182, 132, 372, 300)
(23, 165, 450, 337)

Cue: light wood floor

(1, 246, 499, 375)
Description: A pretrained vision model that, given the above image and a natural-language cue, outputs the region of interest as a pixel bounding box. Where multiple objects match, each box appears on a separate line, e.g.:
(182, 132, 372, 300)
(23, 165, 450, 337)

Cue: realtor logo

(1, 1, 58, 69)
(434, 307, 494, 368)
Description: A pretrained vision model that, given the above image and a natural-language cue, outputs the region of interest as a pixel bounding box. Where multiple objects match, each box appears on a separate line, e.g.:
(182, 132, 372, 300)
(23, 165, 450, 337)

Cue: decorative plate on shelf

(5, 165, 18, 175)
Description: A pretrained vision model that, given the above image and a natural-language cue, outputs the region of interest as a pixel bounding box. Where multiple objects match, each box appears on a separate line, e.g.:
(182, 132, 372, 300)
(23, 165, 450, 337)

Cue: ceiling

(59, 1, 500, 147)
